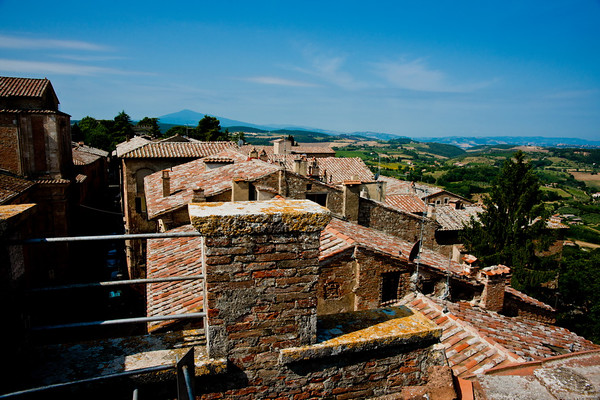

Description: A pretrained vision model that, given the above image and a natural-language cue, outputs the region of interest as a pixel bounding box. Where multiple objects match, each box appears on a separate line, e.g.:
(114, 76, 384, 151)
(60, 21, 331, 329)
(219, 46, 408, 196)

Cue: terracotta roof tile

(119, 141, 236, 158)
(320, 218, 465, 276)
(0, 173, 35, 204)
(434, 205, 483, 231)
(0, 77, 50, 98)
(385, 194, 426, 214)
(144, 158, 281, 219)
(146, 224, 204, 331)
(399, 293, 599, 378)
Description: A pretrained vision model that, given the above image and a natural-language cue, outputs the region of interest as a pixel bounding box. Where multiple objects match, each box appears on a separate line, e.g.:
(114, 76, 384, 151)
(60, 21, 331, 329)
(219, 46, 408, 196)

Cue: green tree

(136, 117, 161, 138)
(558, 247, 600, 343)
(461, 151, 553, 290)
(112, 111, 134, 144)
(191, 115, 229, 141)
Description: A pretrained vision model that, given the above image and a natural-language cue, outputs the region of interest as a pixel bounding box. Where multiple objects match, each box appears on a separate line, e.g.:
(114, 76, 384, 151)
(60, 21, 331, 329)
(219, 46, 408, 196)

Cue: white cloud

(242, 76, 318, 87)
(373, 59, 493, 93)
(0, 34, 111, 51)
(0, 59, 152, 76)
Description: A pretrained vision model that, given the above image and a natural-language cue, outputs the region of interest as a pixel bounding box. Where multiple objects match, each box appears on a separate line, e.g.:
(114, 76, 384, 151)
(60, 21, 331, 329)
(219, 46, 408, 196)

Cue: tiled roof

(114, 136, 151, 157)
(34, 178, 71, 184)
(0, 173, 35, 204)
(505, 286, 555, 312)
(378, 176, 441, 197)
(144, 158, 281, 219)
(0, 77, 50, 98)
(401, 293, 599, 377)
(289, 146, 335, 155)
(146, 224, 203, 331)
(320, 218, 465, 276)
(72, 146, 106, 165)
(434, 205, 484, 231)
(0, 109, 68, 115)
(385, 194, 426, 214)
(315, 157, 374, 184)
(119, 141, 236, 159)
(72, 142, 108, 158)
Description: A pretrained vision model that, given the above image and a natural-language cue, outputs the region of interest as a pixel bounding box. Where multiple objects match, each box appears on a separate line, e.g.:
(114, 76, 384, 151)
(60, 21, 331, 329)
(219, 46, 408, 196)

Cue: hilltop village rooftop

(5, 200, 456, 399)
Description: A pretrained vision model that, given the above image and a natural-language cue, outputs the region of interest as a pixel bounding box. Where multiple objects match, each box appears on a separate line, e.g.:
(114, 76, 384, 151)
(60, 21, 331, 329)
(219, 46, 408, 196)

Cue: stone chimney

(273, 138, 292, 155)
(342, 180, 361, 222)
(478, 265, 510, 312)
(293, 157, 308, 176)
(308, 158, 320, 178)
(162, 170, 170, 197)
(427, 204, 435, 219)
(231, 178, 250, 201)
(189, 199, 331, 360)
(248, 147, 258, 159)
(192, 188, 206, 203)
(259, 149, 268, 162)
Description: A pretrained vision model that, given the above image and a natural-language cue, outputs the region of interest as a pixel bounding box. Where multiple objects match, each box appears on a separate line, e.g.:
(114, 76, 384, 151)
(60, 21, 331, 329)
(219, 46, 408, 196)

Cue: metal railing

(3, 232, 206, 398)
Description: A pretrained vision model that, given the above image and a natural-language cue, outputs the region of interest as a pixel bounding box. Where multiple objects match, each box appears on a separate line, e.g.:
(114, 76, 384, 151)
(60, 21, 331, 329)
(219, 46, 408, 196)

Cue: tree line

(72, 112, 240, 152)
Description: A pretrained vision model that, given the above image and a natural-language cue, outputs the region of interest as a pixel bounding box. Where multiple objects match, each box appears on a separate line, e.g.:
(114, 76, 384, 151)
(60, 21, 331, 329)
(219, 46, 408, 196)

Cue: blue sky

(1, 1, 599, 139)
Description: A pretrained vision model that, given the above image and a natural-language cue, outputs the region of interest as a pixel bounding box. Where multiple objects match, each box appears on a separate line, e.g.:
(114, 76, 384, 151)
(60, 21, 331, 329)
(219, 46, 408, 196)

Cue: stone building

(0, 76, 74, 281)
(115, 137, 237, 277)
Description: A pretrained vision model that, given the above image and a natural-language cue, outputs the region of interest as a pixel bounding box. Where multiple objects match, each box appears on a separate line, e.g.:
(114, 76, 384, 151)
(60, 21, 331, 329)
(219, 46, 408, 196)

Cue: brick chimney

(162, 170, 170, 197)
(342, 180, 361, 222)
(189, 199, 331, 361)
(478, 265, 510, 312)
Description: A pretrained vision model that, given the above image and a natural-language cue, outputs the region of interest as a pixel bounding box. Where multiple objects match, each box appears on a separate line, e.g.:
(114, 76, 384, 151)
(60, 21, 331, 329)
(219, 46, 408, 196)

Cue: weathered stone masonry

(188, 200, 453, 399)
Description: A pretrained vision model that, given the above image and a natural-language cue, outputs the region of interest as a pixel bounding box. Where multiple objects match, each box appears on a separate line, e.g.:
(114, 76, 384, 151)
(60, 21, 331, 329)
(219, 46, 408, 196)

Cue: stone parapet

(189, 199, 331, 236)
(280, 306, 442, 363)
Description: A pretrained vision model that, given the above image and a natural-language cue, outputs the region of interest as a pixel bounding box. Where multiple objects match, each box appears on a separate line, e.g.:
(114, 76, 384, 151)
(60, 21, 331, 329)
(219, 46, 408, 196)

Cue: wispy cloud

(0, 59, 152, 76)
(53, 54, 127, 62)
(241, 76, 318, 87)
(293, 47, 366, 90)
(373, 59, 494, 93)
(0, 34, 111, 51)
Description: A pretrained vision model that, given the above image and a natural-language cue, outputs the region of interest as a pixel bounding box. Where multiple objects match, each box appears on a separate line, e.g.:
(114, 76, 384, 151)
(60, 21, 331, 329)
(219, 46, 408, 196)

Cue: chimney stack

(162, 170, 171, 197)
(293, 157, 308, 176)
(478, 265, 510, 312)
(342, 180, 362, 222)
(192, 187, 206, 203)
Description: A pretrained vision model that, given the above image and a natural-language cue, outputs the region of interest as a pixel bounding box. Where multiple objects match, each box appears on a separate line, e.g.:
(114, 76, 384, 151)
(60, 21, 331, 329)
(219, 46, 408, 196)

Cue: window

(444, 197, 449, 204)
(381, 271, 401, 304)
(306, 193, 327, 207)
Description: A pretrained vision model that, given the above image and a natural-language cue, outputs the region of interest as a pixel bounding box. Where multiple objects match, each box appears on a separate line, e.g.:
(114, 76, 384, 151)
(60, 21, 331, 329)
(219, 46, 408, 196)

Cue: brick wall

(0, 121, 22, 175)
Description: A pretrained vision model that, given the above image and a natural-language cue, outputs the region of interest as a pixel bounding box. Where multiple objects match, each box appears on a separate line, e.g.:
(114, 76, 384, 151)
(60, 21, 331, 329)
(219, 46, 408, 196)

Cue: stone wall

(318, 247, 413, 314)
(358, 199, 439, 249)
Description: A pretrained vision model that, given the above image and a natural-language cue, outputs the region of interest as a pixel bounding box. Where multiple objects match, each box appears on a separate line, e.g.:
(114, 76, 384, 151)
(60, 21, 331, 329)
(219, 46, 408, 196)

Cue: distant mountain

(158, 110, 272, 130)
(418, 136, 600, 149)
(157, 110, 599, 148)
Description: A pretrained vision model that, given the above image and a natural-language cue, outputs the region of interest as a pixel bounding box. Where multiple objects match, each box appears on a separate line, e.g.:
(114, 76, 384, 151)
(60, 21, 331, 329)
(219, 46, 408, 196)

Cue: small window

(135, 197, 144, 213)
(306, 183, 312, 191)
(435, 199, 441, 205)
(444, 197, 449, 204)
(306, 193, 327, 206)
(381, 271, 401, 304)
